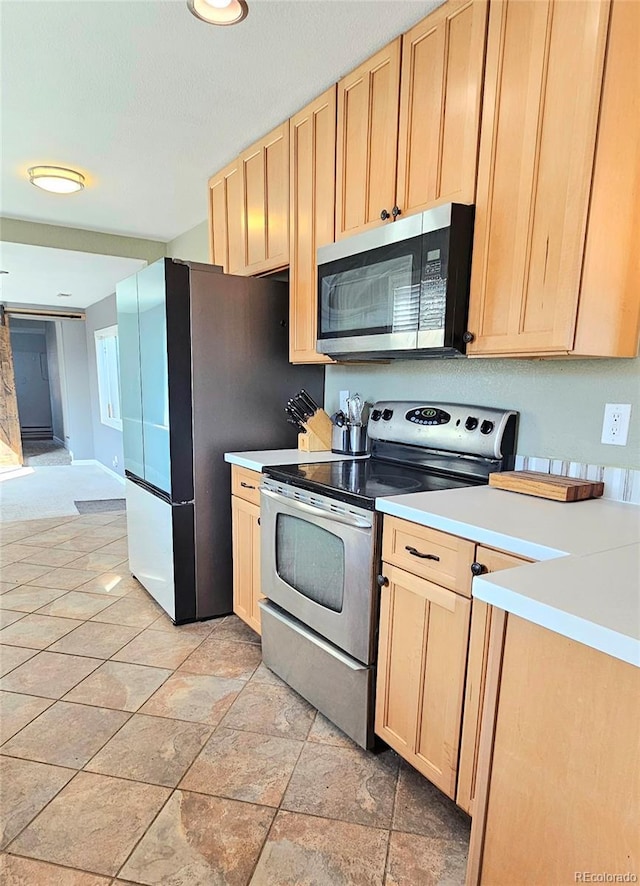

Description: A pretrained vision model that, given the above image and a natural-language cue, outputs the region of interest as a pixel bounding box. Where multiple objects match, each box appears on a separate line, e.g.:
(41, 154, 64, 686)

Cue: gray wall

(58, 319, 94, 460)
(325, 357, 640, 469)
(85, 293, 124, 477)
(45, 322, 64, 441)
(166, 220, 209, 263)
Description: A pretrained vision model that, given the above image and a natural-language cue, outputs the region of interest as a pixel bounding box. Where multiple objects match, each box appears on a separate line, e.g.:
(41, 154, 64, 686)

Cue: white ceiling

(0, 242, 146, 309)
(1, 0, 440, 243)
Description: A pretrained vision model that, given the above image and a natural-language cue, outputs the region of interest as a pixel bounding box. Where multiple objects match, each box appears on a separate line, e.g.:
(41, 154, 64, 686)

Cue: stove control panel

(368, 401, 518, 460)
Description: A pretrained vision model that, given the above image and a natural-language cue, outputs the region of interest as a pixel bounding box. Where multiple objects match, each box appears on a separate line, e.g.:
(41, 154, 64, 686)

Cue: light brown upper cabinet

(208, 159, 244, 274)
(239, 121, 290, 276)
(336, 38, 402, 238)
(396, 0, 488, 217)
(466, 0, 639, 358)
(289, 87, 336, 364)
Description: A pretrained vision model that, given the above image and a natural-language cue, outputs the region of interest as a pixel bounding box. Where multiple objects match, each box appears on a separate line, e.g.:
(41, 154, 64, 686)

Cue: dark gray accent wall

(45, 321, 64, 441)
(85, 293, 124, 477)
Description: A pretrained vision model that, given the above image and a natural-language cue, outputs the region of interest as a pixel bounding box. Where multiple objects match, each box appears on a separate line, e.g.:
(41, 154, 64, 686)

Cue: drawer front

(382, 515, 475, 596)
(231, 465, 262, 506)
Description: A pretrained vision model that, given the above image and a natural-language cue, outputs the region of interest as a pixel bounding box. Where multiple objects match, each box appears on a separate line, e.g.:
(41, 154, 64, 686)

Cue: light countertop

(376, 486, 640, 667)
(225, 449, 369, 472)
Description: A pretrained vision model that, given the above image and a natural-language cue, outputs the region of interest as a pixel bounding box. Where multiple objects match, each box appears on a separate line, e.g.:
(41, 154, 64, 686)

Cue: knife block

(298, 409, 333, 452)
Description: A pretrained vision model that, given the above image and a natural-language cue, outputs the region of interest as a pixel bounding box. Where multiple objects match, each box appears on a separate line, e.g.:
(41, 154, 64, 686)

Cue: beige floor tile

(10, 771, 170, 876)
(64, 551, 126, 573)
(215, 614, 261, 645)
(19, 527, 86, 547)
(1, 527, 36, 545)
(0, 544, 49, 566)
(0, 581, 19, 594)
(29, 567, 99, 591)
(393, 761, 471, 841)
(36, 591, 117, 620)
(48, 622, 140, 659)
(251, 810, 389, 886)
(119, 789, 274, 886)
(0, 756, 74, 849)
(111, 628, 202, 669)
(1, 700, 129, 768)
(94, 539, 128, 558)
(77, 572, 138, 597)
(307, 712, 360, 749)
(0, 691, 53, 743)
(0, 646, 38, 678)
(149, 612, 217, 638)
(16, 547, 86, 568)
(385, 830, 469, 886)
(222, 680, 316, 741)
(0, 854, 111, 885)
(0, 610, 26, 629)
(282, 742, 399, 829)
(56, 536, 113, 553)
(0, 652, 100, 699)
(64, 661, 172, 712)
(0, 614, 83, 650)
(0, 563, 51, 585)
(179, 637, 261, 680)
(140, 672, 243, 725)
(0, 586, 68, 613)
(90, 597, 161, 628)
(180, 726, 303, 807)
(249, 662, 286, 687)
(86, 713, 210, 787)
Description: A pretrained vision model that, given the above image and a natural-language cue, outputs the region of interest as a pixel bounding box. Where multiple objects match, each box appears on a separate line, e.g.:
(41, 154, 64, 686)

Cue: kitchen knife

(298, 389, 319, 414)
(286, 401, 307, 424)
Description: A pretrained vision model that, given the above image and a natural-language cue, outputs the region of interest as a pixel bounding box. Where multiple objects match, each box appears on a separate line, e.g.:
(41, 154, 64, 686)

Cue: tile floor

(0, 511, 471, 885)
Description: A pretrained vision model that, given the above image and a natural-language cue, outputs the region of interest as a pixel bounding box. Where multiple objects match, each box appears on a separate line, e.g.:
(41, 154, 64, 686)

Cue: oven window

(275, 514, 345, 612)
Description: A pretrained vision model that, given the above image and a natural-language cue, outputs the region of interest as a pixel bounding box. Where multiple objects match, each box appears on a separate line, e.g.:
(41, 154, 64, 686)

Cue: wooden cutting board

(488, 471, 604, 502)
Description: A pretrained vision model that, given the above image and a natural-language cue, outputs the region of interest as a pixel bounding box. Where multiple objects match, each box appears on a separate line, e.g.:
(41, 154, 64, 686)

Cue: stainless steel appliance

(316, 204, 474, 360)
(260, 401, 518, 748)
(117, 258, 324, 624)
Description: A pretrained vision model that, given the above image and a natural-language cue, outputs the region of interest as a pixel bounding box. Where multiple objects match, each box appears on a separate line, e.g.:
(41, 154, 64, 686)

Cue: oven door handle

(260, 488, 372, 530)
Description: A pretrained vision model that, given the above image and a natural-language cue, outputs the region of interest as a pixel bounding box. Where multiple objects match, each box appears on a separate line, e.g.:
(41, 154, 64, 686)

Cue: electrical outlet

(339, 390, 350, 414)
(601, 403, 631, 446)
(112, 456, 119, 469)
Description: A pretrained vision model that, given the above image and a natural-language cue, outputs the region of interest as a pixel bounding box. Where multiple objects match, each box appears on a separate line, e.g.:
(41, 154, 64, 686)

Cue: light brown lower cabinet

(230, 466, 263, 636)
(375, 562, 471, 798)
(467, 614, 640, 884)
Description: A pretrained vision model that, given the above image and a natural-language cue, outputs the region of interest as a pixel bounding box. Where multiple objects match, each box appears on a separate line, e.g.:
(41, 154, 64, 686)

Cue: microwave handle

(260, 487, 372, 530)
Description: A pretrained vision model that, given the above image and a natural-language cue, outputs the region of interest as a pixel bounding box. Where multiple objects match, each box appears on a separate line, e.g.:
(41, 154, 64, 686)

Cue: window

(95, 325, 122, 430)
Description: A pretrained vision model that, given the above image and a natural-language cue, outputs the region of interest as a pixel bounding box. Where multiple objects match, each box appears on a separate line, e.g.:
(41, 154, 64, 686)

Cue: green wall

(165, 220, 209, 263)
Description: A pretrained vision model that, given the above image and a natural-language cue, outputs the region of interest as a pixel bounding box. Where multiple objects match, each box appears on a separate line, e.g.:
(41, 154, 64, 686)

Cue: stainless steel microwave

(316, 203, 474, 359)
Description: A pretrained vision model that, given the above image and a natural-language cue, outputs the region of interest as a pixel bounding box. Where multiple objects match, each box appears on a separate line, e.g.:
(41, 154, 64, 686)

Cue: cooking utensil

(347, 394, 364, 426)
(331, 410, 346, 427)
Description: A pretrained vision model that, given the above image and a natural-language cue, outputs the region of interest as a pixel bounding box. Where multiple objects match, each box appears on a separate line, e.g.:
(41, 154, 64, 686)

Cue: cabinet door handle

(257, 517, 261, 526)
(471, 562, 487, 576)
(380, 209, 391, 221)
(405, 545, 440, 561)
(377, 574, 389, 587)
(240, 482, 256, 490)
(392, 205, 402, 219)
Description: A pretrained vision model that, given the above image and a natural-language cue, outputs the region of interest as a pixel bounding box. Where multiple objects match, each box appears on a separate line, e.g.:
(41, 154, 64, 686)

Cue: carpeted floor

(0, 465, 126, 522)
(21, 441, 72, 467)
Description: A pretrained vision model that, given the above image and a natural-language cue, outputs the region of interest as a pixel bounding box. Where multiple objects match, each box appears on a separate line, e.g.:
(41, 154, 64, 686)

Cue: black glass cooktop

(264, 458, 483, 511)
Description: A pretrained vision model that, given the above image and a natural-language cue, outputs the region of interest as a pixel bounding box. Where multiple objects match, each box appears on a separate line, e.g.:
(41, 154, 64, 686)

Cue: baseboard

(71, 458, 125, 485)
(53, 436, 66, 447)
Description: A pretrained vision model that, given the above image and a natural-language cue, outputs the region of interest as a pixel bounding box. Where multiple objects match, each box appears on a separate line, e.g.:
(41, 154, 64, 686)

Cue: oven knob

(480, 420, 494, 435)
(371, 409, 382, 421)
(382, 409, 394, 421)
(465, 416, 478, 431)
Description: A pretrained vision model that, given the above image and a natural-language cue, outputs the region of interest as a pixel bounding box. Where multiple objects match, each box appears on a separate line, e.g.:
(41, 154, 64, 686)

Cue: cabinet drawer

(231, 465, 262, 506)
(382, 516, 474, 596)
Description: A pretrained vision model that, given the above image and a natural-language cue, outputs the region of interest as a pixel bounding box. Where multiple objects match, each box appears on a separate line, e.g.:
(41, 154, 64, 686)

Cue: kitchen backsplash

(513, 455, 640, 505)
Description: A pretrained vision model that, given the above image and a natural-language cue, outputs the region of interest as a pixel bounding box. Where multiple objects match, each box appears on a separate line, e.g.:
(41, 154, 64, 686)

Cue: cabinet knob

(377, 574, 389, 587)
(257, 517, 261, 526)
(392, 205, 402, 219)
(462, 331, 475, 344)
(471, 562, 487, 576)
(380, 209, 391, 221)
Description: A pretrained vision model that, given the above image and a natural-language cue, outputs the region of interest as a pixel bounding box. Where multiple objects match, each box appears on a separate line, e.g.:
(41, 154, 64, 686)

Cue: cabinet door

(375, 563, 470, 798)
(456, 546, 530, 815)
(289, 88, 336, 364)
(336, 38, 401, 239)
(467, 0, 611, 355)
(208, 160, 243, 275)
(231, 495, 262, 635)
(396, 0, 487, 218)
(239, 121, 290, 276)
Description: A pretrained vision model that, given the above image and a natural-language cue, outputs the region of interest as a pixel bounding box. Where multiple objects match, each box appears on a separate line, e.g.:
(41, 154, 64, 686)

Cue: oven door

(260, 484, 378, 665)
(316, 214, 423, 357)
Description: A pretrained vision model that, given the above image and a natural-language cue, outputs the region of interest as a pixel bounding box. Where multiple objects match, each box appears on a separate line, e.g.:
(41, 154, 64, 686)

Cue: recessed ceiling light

(57, 292, 73, 298)
(28, 166, 85, 194)
(187, 0, 248, 26)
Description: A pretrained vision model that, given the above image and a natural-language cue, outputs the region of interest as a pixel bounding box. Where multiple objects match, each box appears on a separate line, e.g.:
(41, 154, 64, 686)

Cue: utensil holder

(348, 424, 368, 456)
(331, 425, 350, 455)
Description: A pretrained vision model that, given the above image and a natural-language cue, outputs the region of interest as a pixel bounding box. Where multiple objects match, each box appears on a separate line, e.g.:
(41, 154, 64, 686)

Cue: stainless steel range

(259, 401, 518, 749)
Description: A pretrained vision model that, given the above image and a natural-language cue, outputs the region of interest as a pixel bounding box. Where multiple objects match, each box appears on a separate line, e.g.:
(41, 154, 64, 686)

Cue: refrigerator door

(116, 274, 144, 480)
(138, 261, 171, 495)
(125, 478, 175, 619)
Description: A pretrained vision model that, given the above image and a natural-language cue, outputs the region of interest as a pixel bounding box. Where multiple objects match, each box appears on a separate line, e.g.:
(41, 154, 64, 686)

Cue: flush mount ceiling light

(187, 0, 248, 26)
(27, 165, 85, 194)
